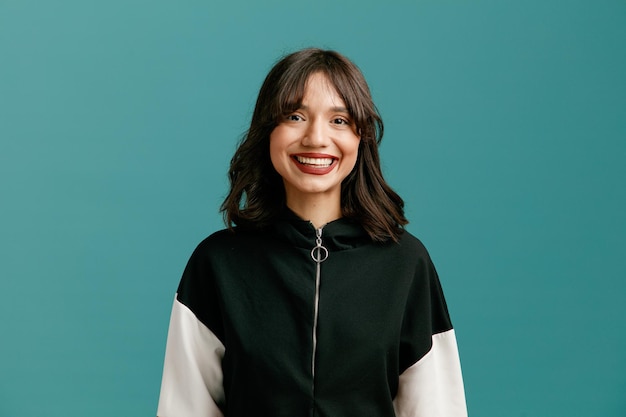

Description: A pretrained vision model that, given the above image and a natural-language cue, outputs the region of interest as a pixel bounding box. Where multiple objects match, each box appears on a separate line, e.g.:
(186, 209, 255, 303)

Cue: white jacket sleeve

(157, 296, 226, 417)
(393, 329, 467, 417)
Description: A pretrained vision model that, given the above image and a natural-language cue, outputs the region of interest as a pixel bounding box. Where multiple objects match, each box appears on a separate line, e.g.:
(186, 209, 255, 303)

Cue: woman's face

(270, 72, 360, 208)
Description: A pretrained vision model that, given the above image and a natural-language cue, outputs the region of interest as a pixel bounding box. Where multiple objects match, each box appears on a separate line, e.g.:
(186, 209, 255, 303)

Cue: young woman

(157, 48, 467, 417)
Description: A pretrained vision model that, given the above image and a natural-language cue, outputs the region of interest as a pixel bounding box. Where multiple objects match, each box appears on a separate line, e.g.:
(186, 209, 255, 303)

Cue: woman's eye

(286, 114, 302, 122)
(333, 118, 350, 125)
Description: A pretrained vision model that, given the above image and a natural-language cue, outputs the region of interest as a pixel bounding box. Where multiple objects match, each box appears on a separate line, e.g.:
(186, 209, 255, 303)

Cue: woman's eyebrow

(299, 105, 349, 113)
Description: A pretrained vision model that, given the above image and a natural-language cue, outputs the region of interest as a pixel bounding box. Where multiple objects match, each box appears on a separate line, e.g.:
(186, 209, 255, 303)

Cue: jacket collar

(270, 207, 371, 251)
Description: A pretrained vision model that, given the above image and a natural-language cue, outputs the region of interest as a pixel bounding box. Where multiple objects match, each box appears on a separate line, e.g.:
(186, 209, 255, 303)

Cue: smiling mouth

(293, 155, 336, 167)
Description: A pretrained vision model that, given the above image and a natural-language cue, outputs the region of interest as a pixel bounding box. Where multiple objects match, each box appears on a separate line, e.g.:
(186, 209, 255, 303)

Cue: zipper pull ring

(311, 228, 328, 263)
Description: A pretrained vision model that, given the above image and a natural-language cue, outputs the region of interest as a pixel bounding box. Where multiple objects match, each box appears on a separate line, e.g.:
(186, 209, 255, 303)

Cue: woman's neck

(285, 193, 342, 229)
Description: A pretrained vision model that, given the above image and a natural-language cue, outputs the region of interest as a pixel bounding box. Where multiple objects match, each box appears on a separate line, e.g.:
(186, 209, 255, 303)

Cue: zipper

(310, 227, 328, 379)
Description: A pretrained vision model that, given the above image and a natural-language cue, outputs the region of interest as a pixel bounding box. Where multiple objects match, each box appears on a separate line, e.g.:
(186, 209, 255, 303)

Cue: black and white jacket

(157, 211, 467, 417)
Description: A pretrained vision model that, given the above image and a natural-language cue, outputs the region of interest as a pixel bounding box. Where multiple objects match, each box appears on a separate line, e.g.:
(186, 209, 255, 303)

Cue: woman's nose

(302, 119, 328, 147)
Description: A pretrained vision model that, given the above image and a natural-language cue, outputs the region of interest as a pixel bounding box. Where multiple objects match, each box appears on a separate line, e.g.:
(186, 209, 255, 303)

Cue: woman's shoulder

(397, 229, 430, 254)
(193, 226, 264, 254)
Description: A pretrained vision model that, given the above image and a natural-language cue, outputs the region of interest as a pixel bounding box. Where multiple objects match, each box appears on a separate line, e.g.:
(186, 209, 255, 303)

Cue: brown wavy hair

(220, 48, 407, 242)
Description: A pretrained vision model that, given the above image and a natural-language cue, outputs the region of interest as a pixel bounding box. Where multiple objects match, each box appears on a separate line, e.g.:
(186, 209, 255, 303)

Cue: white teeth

(295, 156, 334, 167)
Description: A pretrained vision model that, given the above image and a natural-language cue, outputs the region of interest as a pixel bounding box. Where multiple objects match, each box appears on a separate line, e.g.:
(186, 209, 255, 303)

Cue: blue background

(1, 0, 625, 416)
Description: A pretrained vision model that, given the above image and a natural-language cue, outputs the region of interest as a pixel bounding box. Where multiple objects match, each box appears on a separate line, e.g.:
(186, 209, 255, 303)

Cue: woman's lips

(291, 153, 338, 175)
